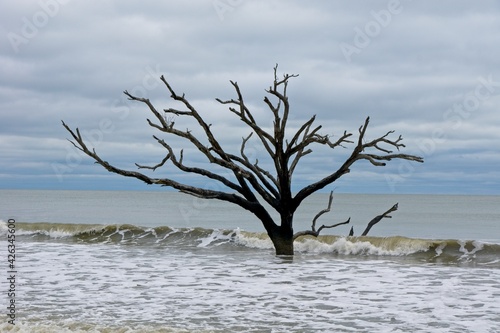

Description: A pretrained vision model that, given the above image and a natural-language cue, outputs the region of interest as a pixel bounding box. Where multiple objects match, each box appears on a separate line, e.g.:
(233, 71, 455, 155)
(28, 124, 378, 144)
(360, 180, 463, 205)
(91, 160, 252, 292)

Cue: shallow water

(5, 239, 500, 332)
(1, 190, 499, 332)
(2, 190, 500, 242)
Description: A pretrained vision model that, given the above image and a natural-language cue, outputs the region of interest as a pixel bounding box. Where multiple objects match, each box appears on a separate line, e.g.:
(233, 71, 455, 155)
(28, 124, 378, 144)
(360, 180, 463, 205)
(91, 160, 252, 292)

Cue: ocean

(0, 189, 499, 332)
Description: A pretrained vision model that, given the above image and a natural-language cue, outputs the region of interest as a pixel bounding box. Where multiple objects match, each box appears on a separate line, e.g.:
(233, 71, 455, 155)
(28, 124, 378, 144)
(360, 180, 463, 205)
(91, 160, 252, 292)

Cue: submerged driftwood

(294, 191, 399, 240)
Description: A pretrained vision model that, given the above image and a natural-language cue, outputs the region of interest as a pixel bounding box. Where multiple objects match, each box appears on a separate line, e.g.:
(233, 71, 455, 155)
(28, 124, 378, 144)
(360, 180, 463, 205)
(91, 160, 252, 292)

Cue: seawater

(0, 190, 499, 332)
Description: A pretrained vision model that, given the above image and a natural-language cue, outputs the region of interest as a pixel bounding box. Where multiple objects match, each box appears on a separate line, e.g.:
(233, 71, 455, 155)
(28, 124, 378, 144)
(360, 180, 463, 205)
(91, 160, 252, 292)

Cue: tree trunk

(269, 225, 294, 256)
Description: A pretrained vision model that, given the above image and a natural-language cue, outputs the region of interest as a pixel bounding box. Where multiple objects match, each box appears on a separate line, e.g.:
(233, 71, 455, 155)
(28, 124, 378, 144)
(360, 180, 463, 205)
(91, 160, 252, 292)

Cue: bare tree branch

(226, 133, 280, 198)
(61, 67, 424, 255)
(293, 117, 423, 210)
(293, 191, 350, 240)
(126, 77, 282, 210)
(135, 154, 171, 171)
(61, 120, 284, 237)
(149, 136, 244, 193)
(361, 203, 399, 236)
(216, 81, 276, 157)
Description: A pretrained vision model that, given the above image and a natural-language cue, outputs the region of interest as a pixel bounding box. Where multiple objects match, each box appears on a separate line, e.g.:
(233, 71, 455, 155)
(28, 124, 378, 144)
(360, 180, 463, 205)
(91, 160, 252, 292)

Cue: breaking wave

(0, 321, 190, 333)
(2, 221, 499, 266)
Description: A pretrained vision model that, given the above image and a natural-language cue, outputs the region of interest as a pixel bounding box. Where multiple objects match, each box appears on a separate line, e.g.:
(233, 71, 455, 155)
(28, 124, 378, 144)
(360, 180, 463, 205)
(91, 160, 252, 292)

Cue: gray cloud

(1, 0, 499, 194)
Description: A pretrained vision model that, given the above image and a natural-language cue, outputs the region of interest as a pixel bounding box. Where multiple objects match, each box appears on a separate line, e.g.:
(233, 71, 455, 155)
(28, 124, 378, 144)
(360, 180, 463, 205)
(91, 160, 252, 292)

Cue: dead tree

(62, 66, 423, 255)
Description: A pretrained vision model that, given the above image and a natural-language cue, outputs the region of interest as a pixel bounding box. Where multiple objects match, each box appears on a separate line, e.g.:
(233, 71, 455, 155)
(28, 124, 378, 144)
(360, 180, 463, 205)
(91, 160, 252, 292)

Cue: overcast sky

(1, 0, 500, 195)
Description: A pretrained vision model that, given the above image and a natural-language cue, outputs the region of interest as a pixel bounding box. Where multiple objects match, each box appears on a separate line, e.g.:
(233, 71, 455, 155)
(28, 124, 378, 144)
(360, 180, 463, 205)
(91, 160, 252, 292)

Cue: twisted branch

(361, 203, 399, 236)
(62, 67, 424, 254)
(293, 191, 350, 240)
(293, 117, 423, 210)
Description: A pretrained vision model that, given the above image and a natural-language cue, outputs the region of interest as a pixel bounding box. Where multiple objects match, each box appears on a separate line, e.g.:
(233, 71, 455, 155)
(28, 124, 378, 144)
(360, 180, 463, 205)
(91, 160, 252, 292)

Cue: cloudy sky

(1, 0, 500, 195)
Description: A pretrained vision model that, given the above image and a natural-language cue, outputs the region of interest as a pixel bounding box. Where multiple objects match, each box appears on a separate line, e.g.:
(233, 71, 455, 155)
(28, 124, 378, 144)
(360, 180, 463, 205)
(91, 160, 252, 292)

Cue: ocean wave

(0, 321, 199, 333)
(294, 235, 432, 256)
(294, 235, 500, 265)
(2, 220, 499, 266)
